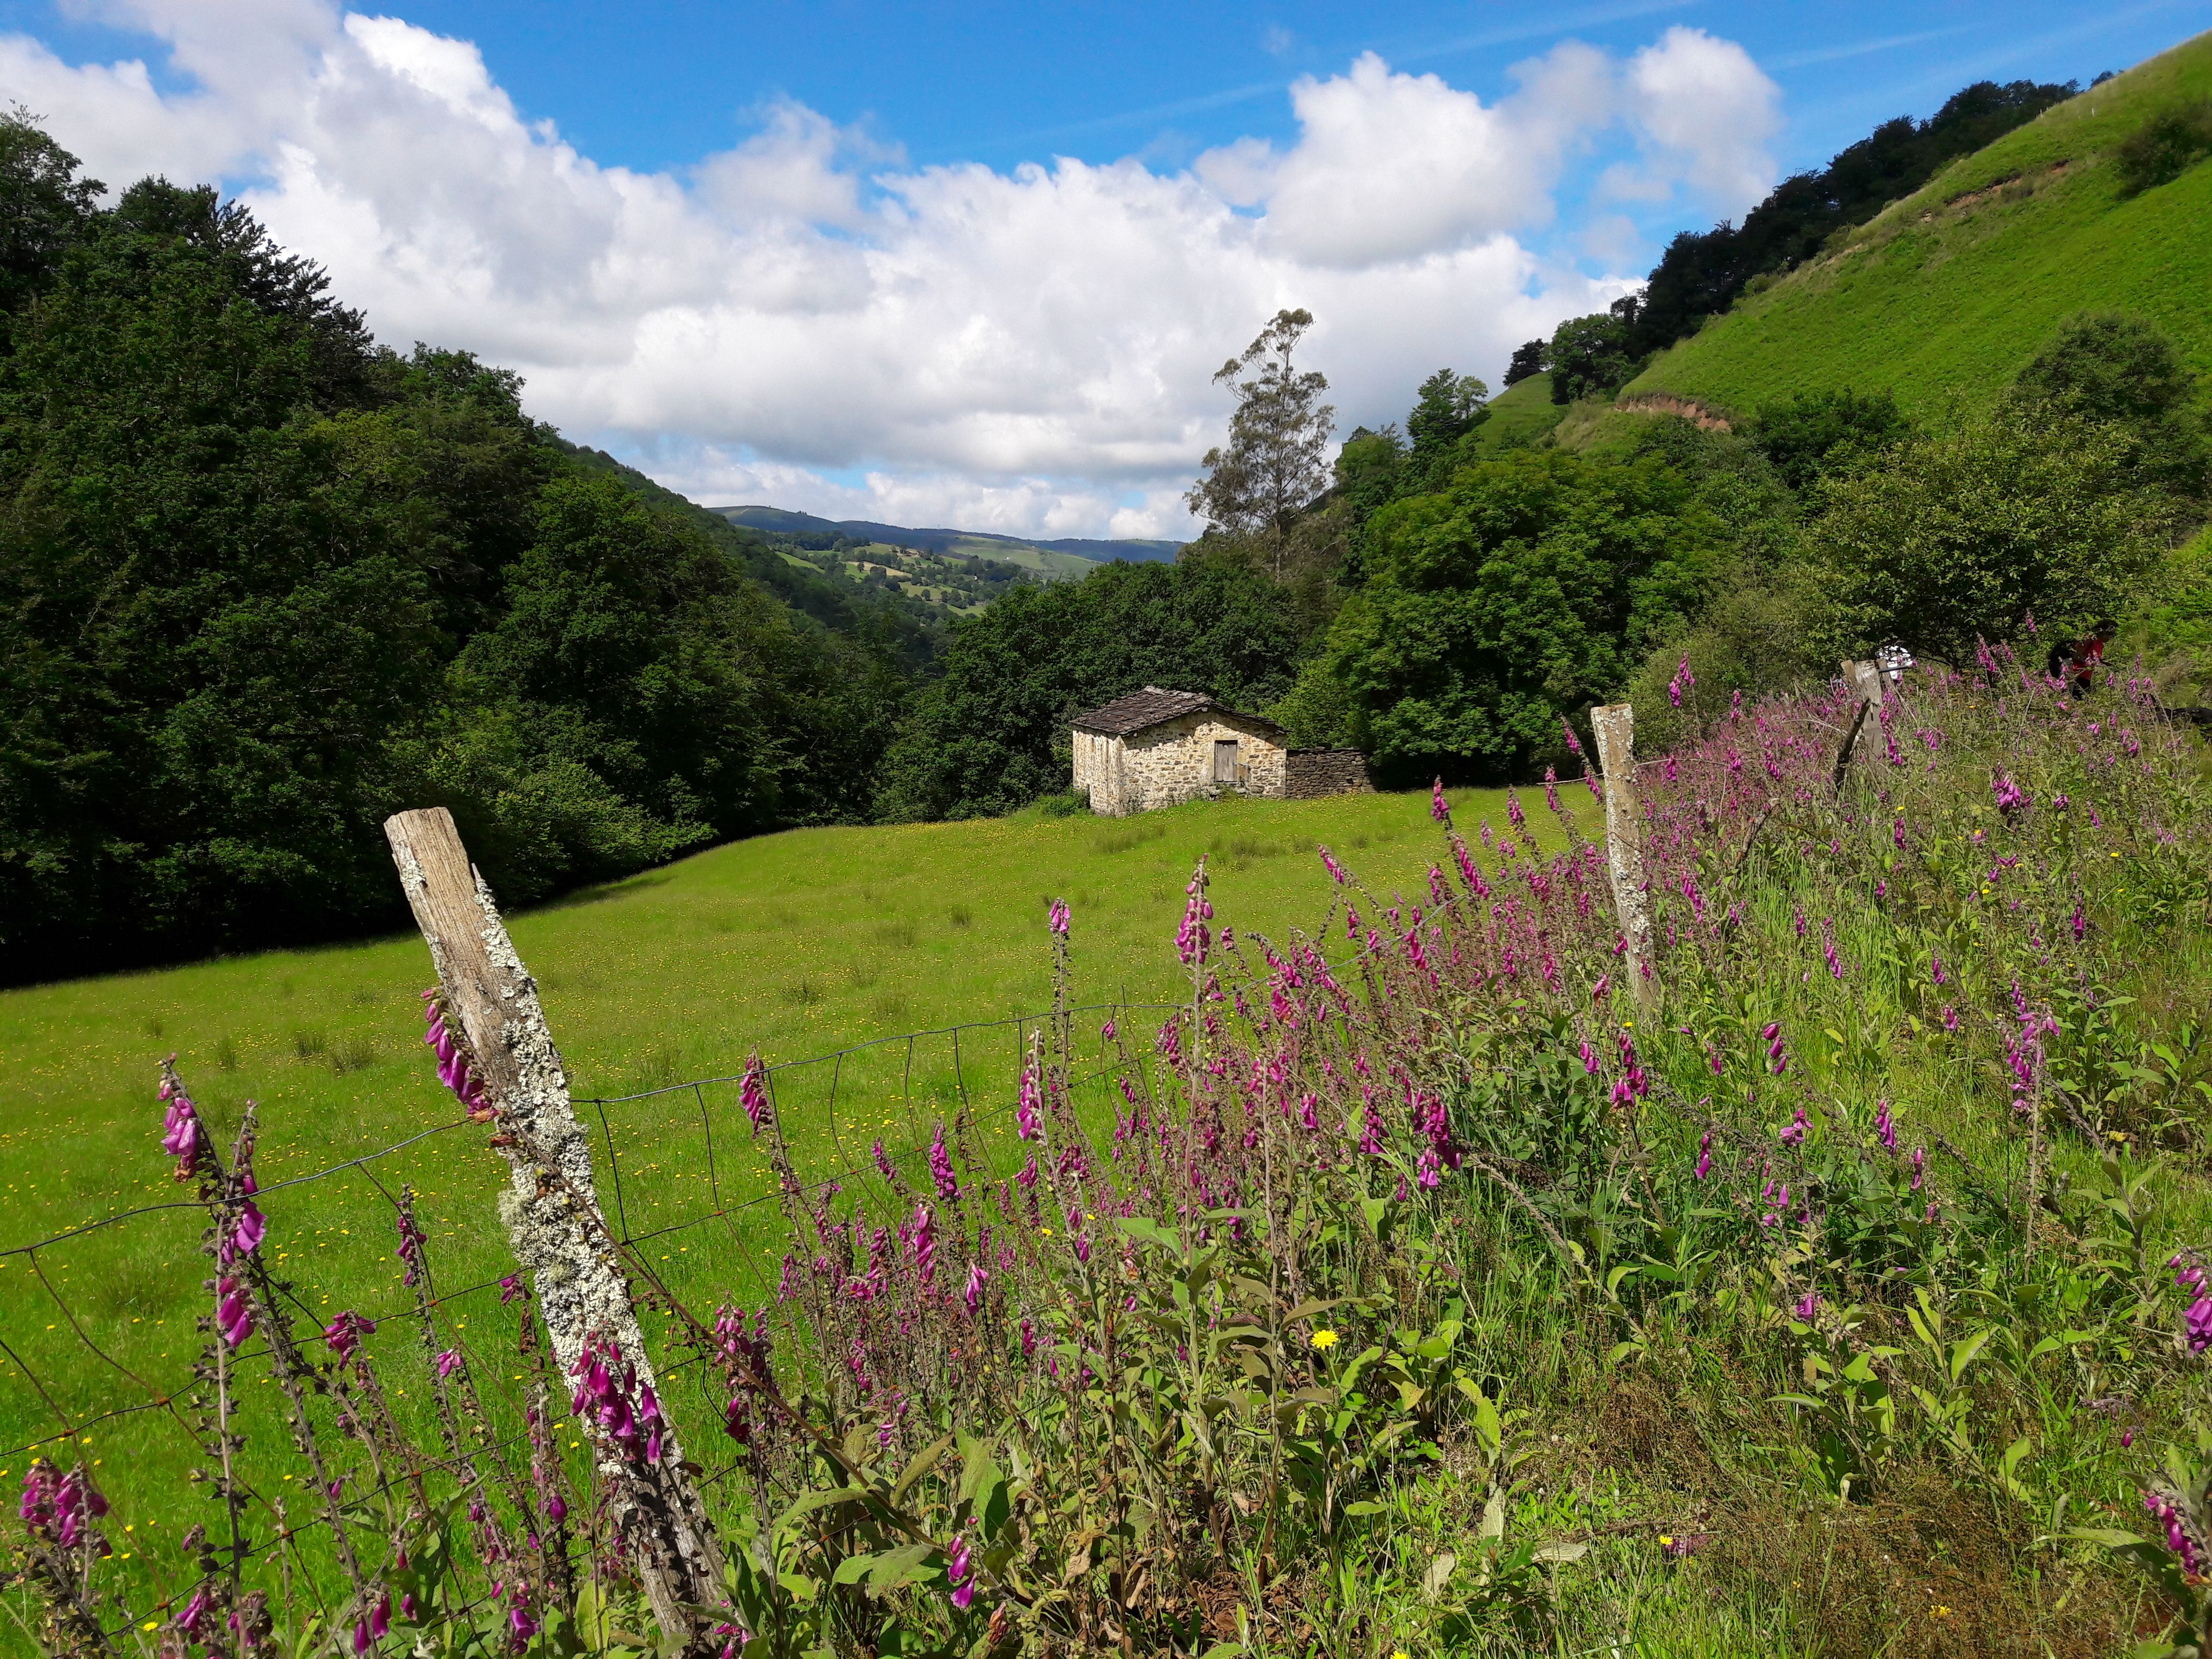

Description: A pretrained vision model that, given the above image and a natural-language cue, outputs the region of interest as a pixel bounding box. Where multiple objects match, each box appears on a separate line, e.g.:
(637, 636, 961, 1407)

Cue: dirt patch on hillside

(1922, 159, 2071, 220)
(1613, 394, 1733, 432)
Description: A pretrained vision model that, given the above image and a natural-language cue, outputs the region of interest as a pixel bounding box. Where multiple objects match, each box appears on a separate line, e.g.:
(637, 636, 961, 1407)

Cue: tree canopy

(0, 116, 907, 977)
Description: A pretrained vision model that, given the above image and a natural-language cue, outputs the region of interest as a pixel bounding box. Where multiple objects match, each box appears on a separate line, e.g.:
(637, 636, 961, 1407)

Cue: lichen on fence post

(382, 807, 723, 1646)
(1589, 704, 1658, 1012)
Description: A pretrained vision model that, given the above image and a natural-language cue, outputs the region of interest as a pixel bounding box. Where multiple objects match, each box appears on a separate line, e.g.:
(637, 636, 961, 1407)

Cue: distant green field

(0, 785, 1574, 1595)
(1469, 371, 1571, 452)
(940, 536, 1100, 580)
(1626, 29, 2212, 419)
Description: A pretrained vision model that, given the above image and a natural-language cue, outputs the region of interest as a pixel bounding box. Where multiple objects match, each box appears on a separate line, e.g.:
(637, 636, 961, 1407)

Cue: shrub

(1747, 387, 1914, 493)
(1806, 403, 2177, 663)
(2114, 102, 2212, 195)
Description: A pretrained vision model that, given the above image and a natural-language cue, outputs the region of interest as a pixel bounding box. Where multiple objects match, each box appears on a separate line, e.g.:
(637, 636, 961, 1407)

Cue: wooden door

(1213, 739, 1238, 783)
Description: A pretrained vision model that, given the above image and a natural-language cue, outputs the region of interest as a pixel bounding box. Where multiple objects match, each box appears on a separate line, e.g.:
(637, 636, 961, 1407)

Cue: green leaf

(866, 1541, 939, 1595)
(1999, 1436, 2034, 1500)
(1479, 1491, 1506, 1543)
(775, 1485, 867, 1533)
(893, 1433, 953, 1504)
(1948, 1327, 1993, 1385)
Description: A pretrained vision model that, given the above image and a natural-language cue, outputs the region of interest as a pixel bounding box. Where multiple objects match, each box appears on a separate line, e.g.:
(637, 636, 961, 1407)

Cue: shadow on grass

(538, 869, 679, 911)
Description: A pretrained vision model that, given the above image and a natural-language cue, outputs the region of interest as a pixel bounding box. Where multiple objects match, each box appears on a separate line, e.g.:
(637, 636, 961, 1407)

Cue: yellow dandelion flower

(1311, 1329, 1339, 1350)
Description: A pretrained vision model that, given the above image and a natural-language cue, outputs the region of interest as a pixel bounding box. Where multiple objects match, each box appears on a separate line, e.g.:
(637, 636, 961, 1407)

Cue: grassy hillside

(1625, 30, 2212, 417)
(1468, 371, 1570, 452)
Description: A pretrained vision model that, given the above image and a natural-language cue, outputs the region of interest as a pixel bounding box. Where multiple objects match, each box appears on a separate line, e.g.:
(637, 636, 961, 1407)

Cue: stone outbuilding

(1070, 686, 1371, 817)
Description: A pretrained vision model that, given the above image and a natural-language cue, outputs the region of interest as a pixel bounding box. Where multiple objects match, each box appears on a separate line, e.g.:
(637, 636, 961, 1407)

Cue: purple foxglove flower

(395, 1208, 428, 1287)
(1431, 778, 1450, 824)
(963, 1261, 988, 1316)
(741, 1053, 772, 1134)
(216, 1277, 254, 1348)
(498, 1274, 525, 1304)
(323, 1310, 376, 1363)
(436, 1348, 462, 1380)
(1694, 1132, 1711, 1180)
(1015, 1065, 1041, 1141)
(232, 1200, 266, 1259)
(947, 1530, 974, 1608)
(929, 1122, 960, 1202)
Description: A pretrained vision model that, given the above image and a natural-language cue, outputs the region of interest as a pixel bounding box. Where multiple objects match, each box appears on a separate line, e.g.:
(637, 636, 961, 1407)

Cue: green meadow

(0, 785, 1558, 1611)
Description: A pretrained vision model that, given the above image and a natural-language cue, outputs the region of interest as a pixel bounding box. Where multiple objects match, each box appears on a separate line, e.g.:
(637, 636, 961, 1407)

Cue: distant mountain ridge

(716, 505, 1183, 564)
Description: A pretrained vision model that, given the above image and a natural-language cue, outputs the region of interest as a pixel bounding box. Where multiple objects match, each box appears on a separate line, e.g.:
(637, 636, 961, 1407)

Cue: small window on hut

(1213, 739, 1239, 782)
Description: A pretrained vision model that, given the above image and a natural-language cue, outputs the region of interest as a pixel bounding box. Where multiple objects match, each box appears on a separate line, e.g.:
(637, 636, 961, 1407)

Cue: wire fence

(0, 854, 1433, 1640)
(0, 990, 1224, 1639)
(0, 997, 1191, 1463)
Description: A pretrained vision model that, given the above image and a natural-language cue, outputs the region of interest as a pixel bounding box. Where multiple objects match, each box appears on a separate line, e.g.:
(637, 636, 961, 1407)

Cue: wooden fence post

(1847, 659, 1884, 708)
(384, 809, 722, 1645)
(1829, 660, 1885, 793)
(1588, 705, 1658, 1012)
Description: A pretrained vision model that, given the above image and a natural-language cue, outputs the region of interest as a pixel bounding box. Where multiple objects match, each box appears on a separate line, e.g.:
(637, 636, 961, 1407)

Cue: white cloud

(0, 6, 1780, 537)
(1620, 26, 1781, 212)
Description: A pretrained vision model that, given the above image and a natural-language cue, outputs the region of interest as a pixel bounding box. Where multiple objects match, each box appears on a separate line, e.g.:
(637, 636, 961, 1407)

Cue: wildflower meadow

(12, 649, 2212, 1658)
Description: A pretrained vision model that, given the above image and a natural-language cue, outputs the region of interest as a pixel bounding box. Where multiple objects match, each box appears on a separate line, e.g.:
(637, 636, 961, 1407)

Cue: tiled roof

(1071, 685, 1282, 738)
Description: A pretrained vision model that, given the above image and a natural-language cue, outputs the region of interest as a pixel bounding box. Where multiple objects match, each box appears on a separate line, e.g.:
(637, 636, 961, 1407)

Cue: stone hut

(1070, 686, 1371, 817)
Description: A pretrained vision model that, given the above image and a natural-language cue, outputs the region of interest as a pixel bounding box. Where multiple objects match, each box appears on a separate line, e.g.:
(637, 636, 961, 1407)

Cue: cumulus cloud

(0, 3, 1781, 536)
(1617, 27, 1782, 210)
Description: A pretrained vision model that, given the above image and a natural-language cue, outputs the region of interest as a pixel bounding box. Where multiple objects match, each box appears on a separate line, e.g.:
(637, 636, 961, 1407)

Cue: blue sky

(1, 1, 2205, 534)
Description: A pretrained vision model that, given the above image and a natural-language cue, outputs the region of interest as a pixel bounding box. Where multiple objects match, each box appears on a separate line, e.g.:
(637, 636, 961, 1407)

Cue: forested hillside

(0, 119, 912, 979)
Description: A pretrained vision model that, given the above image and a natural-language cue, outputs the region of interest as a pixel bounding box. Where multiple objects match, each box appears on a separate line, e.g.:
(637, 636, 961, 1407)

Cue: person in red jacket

(2045, 617, 2116, 697)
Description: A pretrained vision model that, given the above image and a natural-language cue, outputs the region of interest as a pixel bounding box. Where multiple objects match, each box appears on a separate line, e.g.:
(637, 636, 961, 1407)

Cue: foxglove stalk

(1016, 1064, 1040, 1141)
(421, 990, 492, 1119)
(741, 1052, 773, 1134)
(929, 1122, 960, 1202)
